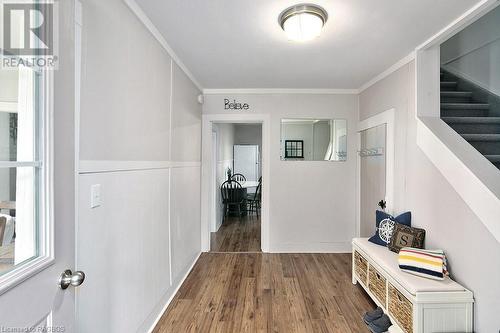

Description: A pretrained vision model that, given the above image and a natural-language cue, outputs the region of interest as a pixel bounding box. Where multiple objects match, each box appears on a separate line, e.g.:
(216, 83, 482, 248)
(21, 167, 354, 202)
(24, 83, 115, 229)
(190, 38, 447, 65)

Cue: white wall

(441, 5, 500, 96)
(359, 61, 500, 332)
(77, 0, 201, 331)
(203, 94, 358, 252)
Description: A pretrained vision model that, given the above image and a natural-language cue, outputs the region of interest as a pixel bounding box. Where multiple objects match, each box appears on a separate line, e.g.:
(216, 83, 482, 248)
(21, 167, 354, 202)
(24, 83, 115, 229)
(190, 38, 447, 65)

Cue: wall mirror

(280, 119, 347, 161)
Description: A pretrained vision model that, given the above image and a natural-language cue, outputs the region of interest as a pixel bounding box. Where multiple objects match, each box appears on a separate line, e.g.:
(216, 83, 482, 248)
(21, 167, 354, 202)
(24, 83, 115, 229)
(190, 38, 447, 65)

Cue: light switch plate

(90, 184, 101, 208)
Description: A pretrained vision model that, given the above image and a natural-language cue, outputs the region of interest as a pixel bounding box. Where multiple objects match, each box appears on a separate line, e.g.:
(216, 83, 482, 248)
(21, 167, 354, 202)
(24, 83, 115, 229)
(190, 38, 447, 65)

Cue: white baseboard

(144, 251, 202, 333)
(270, 241, 351, 253)
(214, 218, 222, 232)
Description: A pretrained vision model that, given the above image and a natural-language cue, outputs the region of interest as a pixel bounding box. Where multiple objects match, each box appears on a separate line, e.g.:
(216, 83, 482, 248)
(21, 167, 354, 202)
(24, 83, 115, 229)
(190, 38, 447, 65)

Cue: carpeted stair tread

(461, 134, 500, 141)
(440, 67, 500, 168)
(441, 103, 490, 109)
(442, 117, 500, 124)
(485, 155, 500, 163)
(440, 91, 473, 97)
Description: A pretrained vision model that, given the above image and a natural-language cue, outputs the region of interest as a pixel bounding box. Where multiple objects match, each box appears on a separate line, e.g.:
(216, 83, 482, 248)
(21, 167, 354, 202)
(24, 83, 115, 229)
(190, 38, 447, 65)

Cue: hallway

(2, 0, 497, 331)
(153, 252, 374, 333)
(210, 216, 261, 252)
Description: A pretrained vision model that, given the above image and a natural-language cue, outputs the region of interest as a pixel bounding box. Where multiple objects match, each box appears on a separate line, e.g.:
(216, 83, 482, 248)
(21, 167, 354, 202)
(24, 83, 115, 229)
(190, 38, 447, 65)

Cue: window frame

(0, 68, 54, 295)
(284, 140, 305, 159)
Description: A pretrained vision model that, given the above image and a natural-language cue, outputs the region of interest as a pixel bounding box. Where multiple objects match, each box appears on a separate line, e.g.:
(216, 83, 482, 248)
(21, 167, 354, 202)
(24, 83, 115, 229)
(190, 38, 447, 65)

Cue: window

(284, 140, 304, 158)
(0, 65, 52, 289)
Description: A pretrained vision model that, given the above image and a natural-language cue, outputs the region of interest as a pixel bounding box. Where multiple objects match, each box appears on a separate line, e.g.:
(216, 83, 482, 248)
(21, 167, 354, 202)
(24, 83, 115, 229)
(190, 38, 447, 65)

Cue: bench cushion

(353, 238, 465, 295)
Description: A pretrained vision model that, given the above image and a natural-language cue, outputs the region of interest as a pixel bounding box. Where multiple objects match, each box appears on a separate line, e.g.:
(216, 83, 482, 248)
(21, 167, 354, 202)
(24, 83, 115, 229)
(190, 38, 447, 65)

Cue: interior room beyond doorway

(211, 123, 262, 252)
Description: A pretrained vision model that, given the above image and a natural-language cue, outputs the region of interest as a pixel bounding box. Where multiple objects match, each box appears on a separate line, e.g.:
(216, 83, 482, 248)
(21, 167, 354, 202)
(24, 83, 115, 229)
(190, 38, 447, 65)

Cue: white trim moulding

(270, 241, 352, 253)
(203, 52, 416, 96)
(358, 52, 416, 93)
(203, 88, 359, 95)
(79, 160, 201, 174)
(0, 101, 18, 112)
(123, 0, 203, 92)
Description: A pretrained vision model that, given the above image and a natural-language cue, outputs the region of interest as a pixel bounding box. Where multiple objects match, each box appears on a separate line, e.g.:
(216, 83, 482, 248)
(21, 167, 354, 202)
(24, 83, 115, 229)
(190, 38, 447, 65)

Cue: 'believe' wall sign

(224, 99, 250, 110)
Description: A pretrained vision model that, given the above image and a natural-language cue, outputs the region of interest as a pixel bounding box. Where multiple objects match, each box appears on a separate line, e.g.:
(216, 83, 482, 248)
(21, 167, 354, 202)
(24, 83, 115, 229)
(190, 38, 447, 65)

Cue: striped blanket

(398, 248, 449, 280)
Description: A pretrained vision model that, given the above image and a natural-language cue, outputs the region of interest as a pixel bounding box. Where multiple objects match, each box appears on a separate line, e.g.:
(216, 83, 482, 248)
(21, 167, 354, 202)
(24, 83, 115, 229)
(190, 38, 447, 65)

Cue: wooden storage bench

(352, 238, 474, 333)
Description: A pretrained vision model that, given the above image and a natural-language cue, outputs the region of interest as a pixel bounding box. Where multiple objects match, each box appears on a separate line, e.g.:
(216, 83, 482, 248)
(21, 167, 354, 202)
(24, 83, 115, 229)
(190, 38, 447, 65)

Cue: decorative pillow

(388, 223, 426, 253)
(398, 247, 448, 280)
(368, 211, 411, 246)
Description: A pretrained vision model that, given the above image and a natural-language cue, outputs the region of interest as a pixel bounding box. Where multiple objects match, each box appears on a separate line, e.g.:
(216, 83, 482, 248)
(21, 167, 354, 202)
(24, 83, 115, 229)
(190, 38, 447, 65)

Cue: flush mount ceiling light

(279, 4, 328, 42)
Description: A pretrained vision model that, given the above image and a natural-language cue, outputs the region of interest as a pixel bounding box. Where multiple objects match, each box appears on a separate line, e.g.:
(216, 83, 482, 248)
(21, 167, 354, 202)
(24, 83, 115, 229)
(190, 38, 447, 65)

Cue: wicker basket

(389, 283, 413, 333)
(354, 251, 368, 284)
(368, 265, 387, 306)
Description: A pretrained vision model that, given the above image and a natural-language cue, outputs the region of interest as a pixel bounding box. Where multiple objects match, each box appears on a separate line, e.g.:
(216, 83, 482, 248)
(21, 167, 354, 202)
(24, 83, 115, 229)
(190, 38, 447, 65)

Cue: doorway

(359, 124, 387, 237)
(357, 109, 395, 237)
(210, 123, 262, 252)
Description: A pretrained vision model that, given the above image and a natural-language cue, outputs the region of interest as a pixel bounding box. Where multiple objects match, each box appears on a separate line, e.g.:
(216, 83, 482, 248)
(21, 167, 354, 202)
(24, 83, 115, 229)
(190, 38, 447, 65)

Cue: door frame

(201, 113, 270, 252)
(210, 130, 218, 232)
(356, 108, 395, 237)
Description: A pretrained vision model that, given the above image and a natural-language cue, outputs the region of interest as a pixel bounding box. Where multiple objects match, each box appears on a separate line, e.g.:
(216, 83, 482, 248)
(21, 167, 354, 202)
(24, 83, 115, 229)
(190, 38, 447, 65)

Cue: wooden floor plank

(154, 253, 374, 333)
(210, 215, 261, 252)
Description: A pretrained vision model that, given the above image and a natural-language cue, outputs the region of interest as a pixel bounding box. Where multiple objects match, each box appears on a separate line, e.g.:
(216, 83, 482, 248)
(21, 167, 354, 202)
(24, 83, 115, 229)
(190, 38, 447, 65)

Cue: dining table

(239, 180, 259, 189)
(223, 180, 259, 217)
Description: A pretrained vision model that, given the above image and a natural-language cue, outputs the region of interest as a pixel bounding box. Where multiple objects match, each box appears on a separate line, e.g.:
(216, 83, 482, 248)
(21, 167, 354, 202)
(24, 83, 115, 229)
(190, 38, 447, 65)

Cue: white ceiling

(135, 0, 479, 89)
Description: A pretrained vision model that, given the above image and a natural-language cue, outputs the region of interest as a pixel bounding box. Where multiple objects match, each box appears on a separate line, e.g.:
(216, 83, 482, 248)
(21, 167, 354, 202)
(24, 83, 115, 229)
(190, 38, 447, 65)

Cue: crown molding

(123, 0, 203, 92)
(203, 88, 359, 95)
(358, 51, 416, 93)
(416, 0, 499, 51)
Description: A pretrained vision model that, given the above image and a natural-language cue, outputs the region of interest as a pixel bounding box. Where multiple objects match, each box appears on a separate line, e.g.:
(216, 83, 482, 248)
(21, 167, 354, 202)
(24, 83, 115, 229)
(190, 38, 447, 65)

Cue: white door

(233, 145, 259, 182)
(0, 0, 79, 330)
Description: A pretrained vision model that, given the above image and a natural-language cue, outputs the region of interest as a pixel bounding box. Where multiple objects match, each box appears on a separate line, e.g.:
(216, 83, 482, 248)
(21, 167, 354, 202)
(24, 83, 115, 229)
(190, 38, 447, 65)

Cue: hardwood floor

(153, 253, 375, 333)
(210, 215, 261, 252)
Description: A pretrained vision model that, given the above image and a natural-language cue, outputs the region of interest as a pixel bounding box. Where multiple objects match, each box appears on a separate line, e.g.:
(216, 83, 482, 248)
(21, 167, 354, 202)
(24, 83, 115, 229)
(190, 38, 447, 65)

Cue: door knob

(59, 269, 85, 290)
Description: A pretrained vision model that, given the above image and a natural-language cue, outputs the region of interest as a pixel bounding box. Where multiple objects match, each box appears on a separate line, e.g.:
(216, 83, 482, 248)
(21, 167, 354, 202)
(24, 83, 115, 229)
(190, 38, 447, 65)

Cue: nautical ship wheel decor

(378, 218, 395, 243)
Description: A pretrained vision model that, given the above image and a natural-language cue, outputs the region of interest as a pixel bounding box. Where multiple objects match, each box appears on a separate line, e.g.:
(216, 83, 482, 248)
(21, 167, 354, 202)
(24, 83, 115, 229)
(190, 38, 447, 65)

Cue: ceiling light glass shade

(279, 4, 328, 42)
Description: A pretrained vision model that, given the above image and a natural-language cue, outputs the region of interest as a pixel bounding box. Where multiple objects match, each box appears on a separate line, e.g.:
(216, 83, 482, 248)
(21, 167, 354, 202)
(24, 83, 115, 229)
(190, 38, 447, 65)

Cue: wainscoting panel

(170, 166, 202, 283)
(77, 169, 171, 332)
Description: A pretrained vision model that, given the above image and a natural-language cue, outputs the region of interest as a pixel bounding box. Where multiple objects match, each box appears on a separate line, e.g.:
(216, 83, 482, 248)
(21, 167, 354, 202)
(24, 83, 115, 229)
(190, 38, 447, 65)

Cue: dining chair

(231, 173, 246, 184)
(247, 178, 262, 217)
(220, 180, 245, 221)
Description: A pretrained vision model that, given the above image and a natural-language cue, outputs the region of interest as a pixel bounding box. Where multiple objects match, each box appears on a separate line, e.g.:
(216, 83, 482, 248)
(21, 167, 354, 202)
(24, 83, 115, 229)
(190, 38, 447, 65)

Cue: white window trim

(0, 68, 54, 294)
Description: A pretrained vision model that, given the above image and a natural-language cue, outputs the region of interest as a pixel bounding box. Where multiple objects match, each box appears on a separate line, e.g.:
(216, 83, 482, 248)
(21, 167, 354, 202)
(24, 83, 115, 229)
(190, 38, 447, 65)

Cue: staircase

(440, 70, 500, 170)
